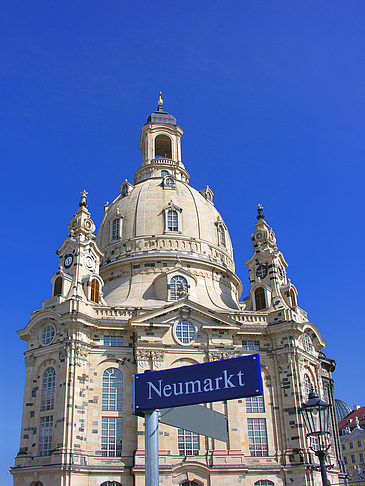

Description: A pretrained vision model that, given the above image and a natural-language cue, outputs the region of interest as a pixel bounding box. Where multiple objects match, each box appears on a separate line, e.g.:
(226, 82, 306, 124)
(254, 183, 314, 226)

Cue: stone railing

(94, 307, 136, 320)
(228, 313, 267, 324)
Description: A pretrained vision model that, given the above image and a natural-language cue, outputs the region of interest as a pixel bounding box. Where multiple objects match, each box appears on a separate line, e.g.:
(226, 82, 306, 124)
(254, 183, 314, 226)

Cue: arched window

(53, 276, 63, 296)
(91, 279, 100, 303)
(161, 170, 169, 177)
(102, 368, 123, 411)
(255, 287, 266, 310)
(170, 276, 188, 300)
(302, 333, 313, 353)
(290, 288, 296, 307)
(100, 482, 122, 486)
(41, 367, 56, 411)
(255, 481, 274, 486)
(303, 374, 313, 399)
(167, 209, 178, 231)
(155, 134, 172, 158)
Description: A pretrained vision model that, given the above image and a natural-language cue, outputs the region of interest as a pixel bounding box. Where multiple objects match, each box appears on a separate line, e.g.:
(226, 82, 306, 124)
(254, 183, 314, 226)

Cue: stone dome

(95, 102, 242, 310)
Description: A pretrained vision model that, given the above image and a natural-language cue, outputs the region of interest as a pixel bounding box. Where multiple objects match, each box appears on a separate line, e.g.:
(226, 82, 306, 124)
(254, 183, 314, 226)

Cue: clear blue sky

(1, 1, 364, 484)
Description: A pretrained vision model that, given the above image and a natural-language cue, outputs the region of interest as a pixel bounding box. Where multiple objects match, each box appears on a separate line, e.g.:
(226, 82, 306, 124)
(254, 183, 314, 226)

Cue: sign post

(145, 409, 159, 486)
(132, 354, 263, 486)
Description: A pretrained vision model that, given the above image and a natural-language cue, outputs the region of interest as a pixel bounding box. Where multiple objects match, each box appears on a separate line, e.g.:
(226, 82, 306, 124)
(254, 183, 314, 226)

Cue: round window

(174, 320, 196, 345)
(40, 324, 56, 346)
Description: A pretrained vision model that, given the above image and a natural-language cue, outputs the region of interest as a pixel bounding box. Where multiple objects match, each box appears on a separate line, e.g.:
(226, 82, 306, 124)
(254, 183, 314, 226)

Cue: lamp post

(300, 391, 331, 486)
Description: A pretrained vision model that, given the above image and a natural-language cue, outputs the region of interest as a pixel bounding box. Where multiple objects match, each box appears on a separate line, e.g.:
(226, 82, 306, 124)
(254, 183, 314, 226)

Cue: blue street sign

(132, 354, 262, 413)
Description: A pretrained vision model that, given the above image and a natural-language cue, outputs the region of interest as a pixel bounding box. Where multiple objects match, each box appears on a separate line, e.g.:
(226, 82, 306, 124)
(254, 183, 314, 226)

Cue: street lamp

(300, 391, 331, 486)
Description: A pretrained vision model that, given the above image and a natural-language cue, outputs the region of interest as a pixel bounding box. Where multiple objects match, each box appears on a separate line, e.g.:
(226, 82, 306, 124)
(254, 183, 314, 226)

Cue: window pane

(167, 209, 178, 231)
(175, 320, 195, 344)
(41, 368, 56, 411)
(246, 395, 265, 413)
(39, 416, 53, 456)
(178, 428, 199, 456)
(104, 336, 123, 347)
(101, 417, 122, 457)
(111, 219, 120, 240)
(248, 418, 268, 457)
(170, 276, 188, 300)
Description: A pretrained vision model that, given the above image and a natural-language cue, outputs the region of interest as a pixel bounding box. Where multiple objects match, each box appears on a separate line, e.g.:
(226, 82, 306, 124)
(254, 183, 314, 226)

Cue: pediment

(129, 299, 240, 331)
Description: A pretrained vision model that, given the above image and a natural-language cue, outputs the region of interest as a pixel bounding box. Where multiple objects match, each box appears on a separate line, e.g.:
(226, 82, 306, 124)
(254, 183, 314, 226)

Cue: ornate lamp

(300, 391, 331, 486)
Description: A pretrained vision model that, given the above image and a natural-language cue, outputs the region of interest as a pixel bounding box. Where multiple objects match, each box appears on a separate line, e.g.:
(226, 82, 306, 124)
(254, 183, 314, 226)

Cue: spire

(251, 204, 277, 253)
(68, 190, 96, 238)
(256, 203, 265, 220)
(79, 189, 88, 207)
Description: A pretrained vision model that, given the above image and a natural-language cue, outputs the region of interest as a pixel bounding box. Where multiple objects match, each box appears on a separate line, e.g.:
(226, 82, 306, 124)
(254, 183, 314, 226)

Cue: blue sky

(1, 1, 364, 484)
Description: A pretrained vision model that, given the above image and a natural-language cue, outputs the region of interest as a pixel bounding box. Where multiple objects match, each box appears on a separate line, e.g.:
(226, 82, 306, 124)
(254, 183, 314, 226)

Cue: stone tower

(12, 98, 346, 486)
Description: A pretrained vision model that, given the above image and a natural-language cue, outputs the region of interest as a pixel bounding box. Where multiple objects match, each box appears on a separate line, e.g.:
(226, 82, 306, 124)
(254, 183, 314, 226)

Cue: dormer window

(254, 287, 266, 310)
(164, 176, 175, 188)
(167, 209, 178, 231)
(111, 219, 120, 240)
(218, 225, 226, 247)
(91, 279, 100, 303)
(170, 275, 188, 300)
(215, 219, 227, 247)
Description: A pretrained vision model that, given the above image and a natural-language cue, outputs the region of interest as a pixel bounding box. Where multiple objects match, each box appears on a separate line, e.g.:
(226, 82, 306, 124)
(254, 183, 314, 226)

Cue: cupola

(134, 93, 189, 184)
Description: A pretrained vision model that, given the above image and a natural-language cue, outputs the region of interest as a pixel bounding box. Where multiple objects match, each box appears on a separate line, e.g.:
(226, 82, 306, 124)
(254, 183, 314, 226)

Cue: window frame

(102, 368, 123, 412)
(91, 278, 100, 303)
(101, 416, 122, 457)
(169, 275, 188, 301)
(247, 418, 268, 457)
(53, 276, 63, 296)
(174, 320, 196, 346)
(40, 324, 56, 346)
(242, 340, 260, 351)
(41, 367, 56, 411)
(38, 415, 53, 456)
(178, 428, 199, 456)
(246, 395, 265, 413)
(104, 336, 124, 347)
(254, 287, 266, 310)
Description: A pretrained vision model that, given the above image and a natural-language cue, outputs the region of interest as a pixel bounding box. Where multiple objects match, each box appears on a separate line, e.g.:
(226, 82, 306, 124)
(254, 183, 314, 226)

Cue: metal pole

(316, 450, 329, 486)
(145, 409, 159, 486)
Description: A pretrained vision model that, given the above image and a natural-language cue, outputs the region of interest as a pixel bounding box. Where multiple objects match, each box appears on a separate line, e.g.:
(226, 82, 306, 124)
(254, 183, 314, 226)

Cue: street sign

(159, 404, 228, 442)
(132, 354, 262, 413)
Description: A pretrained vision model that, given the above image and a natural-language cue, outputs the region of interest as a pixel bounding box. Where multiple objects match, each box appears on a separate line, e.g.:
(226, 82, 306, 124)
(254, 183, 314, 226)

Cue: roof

(339, 406, 365, 431)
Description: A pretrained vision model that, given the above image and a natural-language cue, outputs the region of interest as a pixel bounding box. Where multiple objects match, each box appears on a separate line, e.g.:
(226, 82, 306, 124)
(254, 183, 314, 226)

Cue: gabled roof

(129, 298, 241, 330)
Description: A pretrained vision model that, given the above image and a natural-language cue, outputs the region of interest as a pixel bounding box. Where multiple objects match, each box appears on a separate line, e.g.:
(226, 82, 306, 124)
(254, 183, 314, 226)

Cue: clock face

(256, 264, 267, 279)
(256, 232, 262, 240)
(85, 255, 95, 271)
(64, 254, 73, 268)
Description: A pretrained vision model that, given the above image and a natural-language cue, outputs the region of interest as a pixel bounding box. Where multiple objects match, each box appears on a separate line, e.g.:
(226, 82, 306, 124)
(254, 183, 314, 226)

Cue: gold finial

(256, 203, 264, 220)
(158, 91, 163, 106)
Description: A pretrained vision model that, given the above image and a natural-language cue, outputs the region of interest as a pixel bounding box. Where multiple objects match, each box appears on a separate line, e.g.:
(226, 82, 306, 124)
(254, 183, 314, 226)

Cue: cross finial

(79, 189, 88, 207)
(256, 203, 265, 220)
(158, 91, 163, 106)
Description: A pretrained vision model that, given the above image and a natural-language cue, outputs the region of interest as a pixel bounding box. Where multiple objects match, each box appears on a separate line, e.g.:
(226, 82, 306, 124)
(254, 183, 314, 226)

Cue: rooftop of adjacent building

(339, 405, 365, 433)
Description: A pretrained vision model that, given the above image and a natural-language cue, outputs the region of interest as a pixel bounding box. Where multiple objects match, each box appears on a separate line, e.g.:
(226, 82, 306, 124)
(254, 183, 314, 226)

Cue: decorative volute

(135, 93, 189, 184)
(68, 190, 96, 238)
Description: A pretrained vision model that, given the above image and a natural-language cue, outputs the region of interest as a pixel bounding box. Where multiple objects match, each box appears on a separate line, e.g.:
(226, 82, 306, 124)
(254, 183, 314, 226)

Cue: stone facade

(12, 100, 347, 486)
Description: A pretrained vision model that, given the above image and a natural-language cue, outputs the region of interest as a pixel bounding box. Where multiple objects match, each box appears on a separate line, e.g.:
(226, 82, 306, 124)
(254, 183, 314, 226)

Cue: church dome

(95, 100, 242, 310)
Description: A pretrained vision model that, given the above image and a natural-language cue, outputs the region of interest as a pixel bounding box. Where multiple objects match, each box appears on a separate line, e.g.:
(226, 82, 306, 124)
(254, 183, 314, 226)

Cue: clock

(256, 232, 262, 240)
(64, 254, 73, 268)
(85, 255, 95, 271)
(256, 264, 267, 279)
